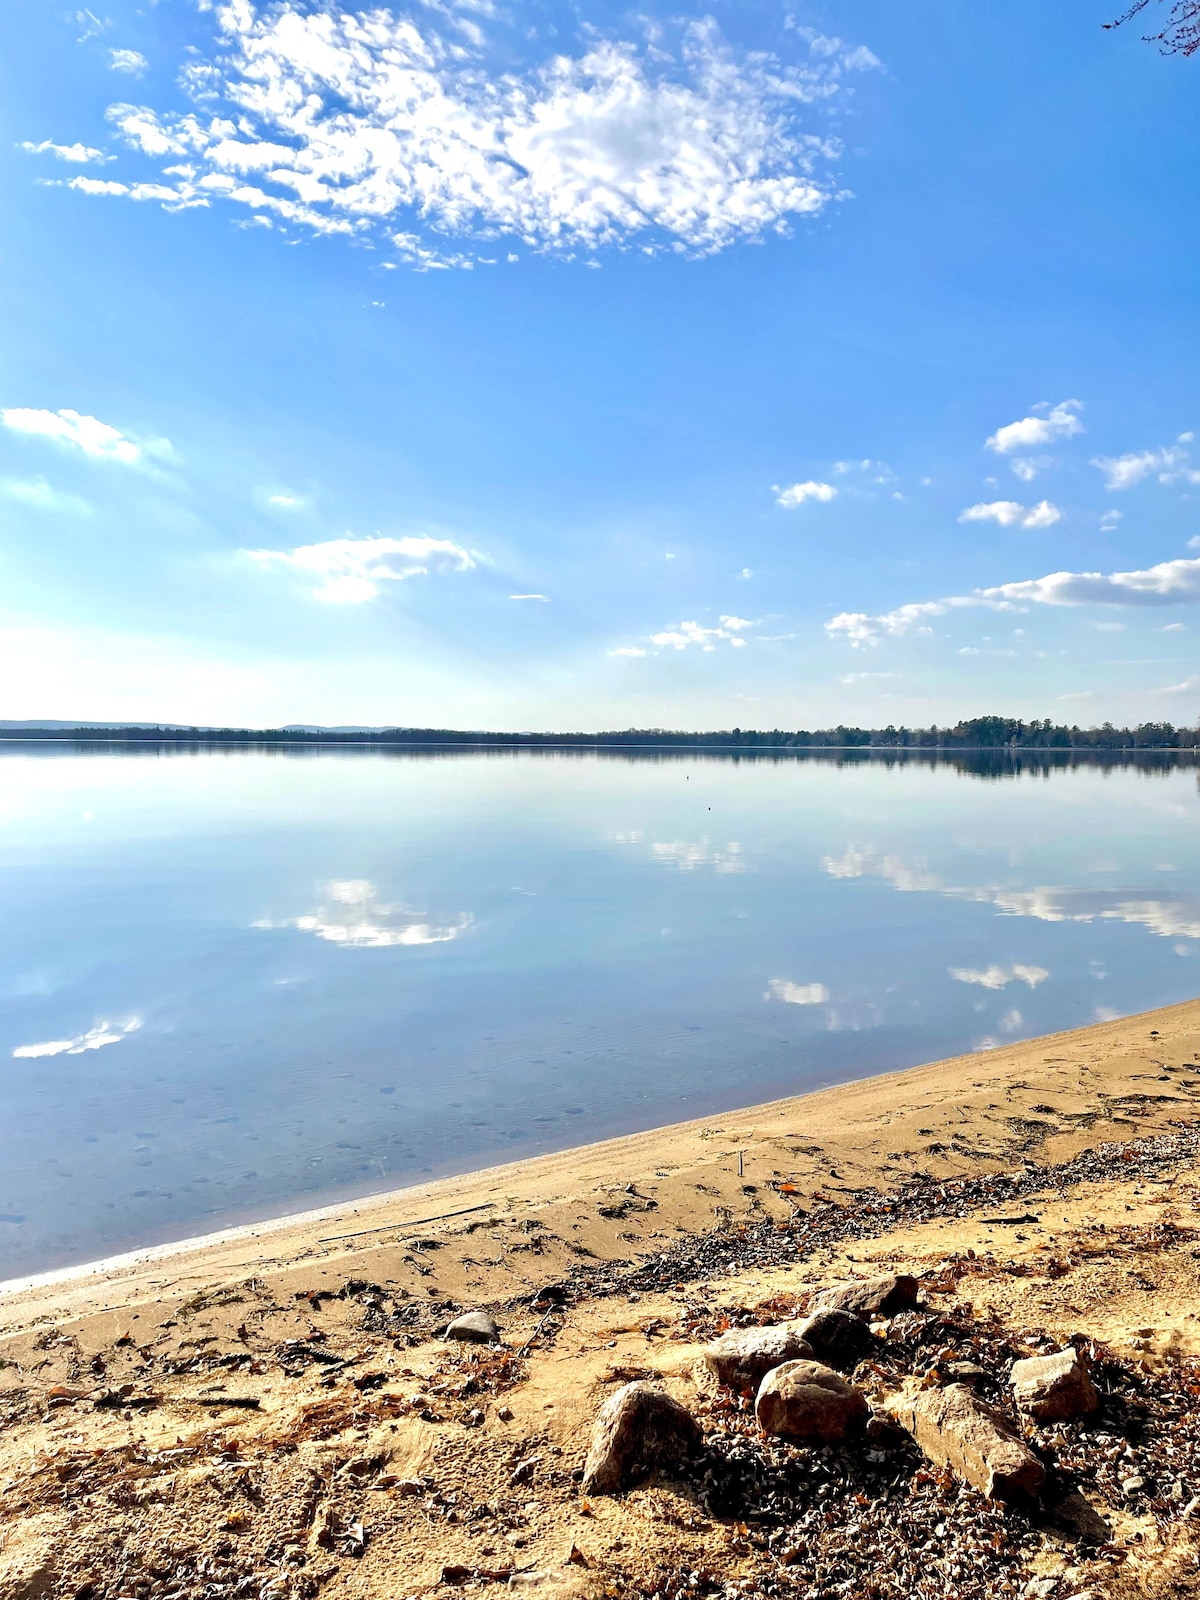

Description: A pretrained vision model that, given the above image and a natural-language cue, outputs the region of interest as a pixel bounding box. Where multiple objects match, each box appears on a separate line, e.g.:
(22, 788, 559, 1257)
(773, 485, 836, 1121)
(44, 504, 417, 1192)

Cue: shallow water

(1, 743, 1197, 1277)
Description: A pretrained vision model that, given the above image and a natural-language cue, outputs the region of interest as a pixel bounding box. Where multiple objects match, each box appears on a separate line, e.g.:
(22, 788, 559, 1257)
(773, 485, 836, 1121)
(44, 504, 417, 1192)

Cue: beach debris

(702, 1322, 814, 1390)
(815, 1272, 919, 1319)
(794, 1306, 875, 1370)
(1010, 1347, 1099, 1423)
(885, 1382, 1046, 1502)
(581, 1381, 701, 1495)
(755, 1360, 869, 1444)
(446, 1311, 501, 1344)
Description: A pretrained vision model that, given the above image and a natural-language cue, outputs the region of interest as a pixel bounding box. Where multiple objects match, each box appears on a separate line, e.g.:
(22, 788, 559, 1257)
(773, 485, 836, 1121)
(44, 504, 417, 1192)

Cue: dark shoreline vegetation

(3, 714, 1199, 750)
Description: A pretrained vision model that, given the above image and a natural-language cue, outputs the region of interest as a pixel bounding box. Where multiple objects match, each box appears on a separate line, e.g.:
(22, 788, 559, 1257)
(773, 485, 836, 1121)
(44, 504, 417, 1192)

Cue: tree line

(4, 716, 1199, 749)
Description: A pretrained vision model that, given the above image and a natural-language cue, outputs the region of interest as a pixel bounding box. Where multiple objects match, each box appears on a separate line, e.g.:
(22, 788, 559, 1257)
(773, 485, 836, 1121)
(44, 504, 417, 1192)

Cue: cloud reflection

(823, 847, 1200, 942)
(949, 964, 1049, 990)
(614, 833, 746, 874)
(766, 978, 830, 1005)
(13, 1017, 141, 1059)
(254, 879, 472, 948)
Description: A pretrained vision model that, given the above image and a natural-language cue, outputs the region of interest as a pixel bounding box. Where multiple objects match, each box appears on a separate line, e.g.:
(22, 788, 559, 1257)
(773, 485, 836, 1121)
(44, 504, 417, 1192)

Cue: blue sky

(1, 0, 1198, 730)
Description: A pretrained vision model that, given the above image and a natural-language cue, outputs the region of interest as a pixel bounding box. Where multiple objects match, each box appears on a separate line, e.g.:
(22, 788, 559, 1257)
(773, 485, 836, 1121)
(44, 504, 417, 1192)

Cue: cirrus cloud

(246, 534, 477, 602)
(62, 3, 879, 266)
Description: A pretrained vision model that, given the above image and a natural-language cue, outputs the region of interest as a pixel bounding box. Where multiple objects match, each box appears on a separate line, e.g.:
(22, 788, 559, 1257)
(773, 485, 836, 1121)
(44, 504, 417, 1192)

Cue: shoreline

(5, 994, 1198, 1318)
(4, 994, 1200, 1596)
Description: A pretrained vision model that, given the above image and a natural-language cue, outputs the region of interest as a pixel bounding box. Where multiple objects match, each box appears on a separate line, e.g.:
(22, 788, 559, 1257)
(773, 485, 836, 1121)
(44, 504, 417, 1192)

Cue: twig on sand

(318, 1201, 495, 1244)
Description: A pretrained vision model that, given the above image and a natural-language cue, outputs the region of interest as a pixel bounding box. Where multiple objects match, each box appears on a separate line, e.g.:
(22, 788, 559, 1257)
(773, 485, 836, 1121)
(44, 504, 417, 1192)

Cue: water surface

(1, 744, 1197, 1277)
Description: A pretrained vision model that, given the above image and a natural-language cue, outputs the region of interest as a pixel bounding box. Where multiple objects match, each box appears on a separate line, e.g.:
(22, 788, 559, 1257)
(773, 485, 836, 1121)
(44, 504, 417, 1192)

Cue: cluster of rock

(581, 1271, 1100, 1506)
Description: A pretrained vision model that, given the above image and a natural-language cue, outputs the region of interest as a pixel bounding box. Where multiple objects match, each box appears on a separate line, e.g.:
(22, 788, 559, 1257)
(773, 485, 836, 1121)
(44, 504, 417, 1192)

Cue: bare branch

(1105, 0, 1200, 55)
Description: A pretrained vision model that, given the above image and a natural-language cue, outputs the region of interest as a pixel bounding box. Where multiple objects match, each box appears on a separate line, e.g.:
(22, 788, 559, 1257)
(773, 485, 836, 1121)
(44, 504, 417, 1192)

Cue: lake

(1, 742, 1197, 1278)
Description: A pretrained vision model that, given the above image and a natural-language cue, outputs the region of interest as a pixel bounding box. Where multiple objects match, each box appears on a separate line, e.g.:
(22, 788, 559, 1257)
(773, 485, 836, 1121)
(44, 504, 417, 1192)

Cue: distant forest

(3, 715, 1199, 749)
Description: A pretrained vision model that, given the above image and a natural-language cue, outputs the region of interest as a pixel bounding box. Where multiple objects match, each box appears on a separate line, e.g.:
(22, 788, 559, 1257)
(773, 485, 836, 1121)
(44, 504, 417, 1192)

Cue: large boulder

(886, 1382, 1046, 1502)
(703, 1323, 814, 1390)
(581, 1382, 701, 1495)
(755, 1360, 869, 1444)
(1010, 1348, 1099, 1423)
(795, 1307, 875, 1370)
(814, 1273, 919, 1319)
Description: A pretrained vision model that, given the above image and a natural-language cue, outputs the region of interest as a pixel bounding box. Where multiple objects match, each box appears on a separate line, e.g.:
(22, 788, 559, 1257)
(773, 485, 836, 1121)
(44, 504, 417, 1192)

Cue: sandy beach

(4, 999, 1200, 1599)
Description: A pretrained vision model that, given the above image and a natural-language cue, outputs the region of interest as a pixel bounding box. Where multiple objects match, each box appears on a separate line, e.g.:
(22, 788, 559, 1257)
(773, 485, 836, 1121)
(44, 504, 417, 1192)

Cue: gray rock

(1010, 1348, 1098, 1423)
(703, 1323, 814, 1390)
(886, 1382, 1046, 1502)
(445, 1311, 500, 1344)
(815, 1273, 919, 1319)
(581, 1382, 701, 1495)
(755, 1359, 869, 1444)
(795, 1307, 875, 1370)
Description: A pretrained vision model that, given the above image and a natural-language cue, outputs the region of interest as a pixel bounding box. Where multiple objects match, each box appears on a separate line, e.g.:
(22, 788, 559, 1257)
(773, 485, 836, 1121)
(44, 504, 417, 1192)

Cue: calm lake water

(1, 743, 1198, 1278)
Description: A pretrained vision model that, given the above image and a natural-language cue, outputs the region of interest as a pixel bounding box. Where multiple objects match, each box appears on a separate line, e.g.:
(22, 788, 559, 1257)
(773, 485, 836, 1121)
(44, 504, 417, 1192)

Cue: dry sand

(4, 1000, 1200, 1599)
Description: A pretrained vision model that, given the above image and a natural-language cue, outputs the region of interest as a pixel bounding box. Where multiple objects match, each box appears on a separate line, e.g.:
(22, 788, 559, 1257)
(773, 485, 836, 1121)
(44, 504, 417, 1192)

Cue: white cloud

(74, 6, 876, 264)
(109, 48, 149, 74)
(19, 140, 108, 163)
(649, 616, 753, 651)
(509, 592, 549, 601)
(1091, 445, 1200, 490)
(959, 500, 1023, 527)
(1010, 456, 1048, 482)
(1153, 675, 1200, 695)
(611, 645, 647, 657)
(1162, 622, 1186, 632)
(986, 399, 1083, 455)
(246, 534, 476, 602)
(13, 1018, 140, 1059)
(766, 978, 829, 1005)
(1021, 500, 1061, 529)
(949, 964, 1049, 990)
(775, 480, 837, 507)
(0, 477, 92, 515)
(254, 879, 471, 947)
(1100, 508, 1122, 530)
(827, 555, 1200, 645)
(980, 556, 1200, 607)
(0, 406, 164, 466)
(840, 670, 895, 683)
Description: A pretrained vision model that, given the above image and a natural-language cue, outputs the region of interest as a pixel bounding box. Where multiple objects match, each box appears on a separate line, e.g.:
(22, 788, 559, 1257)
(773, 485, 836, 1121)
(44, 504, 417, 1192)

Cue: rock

(944, 1360, 990, 1387)
(581, 1382, 701, 1495)
(1010, 1348, 1098, 1423)
(795, 1307, 875, 1370)
(815, 1272, 919, 1318)
(886, 1382, 1046, 1502)
(445, 1311, 500, 1344)
(703, 1323, 814, 1389)
(755, 1360, 869, 1444)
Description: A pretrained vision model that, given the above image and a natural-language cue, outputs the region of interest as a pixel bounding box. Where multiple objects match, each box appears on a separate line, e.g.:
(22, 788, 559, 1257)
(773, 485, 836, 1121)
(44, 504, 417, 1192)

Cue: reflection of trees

(2, 735, 1198, 783)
